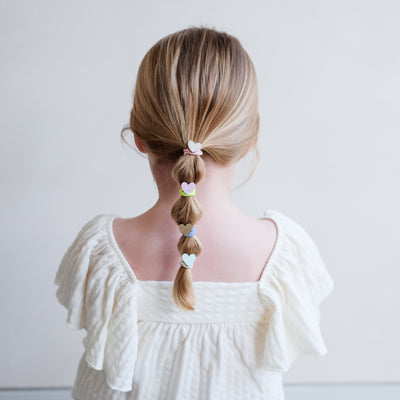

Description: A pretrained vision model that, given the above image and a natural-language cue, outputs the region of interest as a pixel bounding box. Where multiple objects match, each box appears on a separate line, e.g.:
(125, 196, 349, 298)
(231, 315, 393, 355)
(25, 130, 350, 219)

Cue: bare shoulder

(112, 214, 181, 280)
(111, 212, 278, 282)
(259, 216, 278, 248)
(111, 216, 147, 271)
(112, 216, 137, 248)
(191, 214, 278, 282)
(242, 216, 278, 280)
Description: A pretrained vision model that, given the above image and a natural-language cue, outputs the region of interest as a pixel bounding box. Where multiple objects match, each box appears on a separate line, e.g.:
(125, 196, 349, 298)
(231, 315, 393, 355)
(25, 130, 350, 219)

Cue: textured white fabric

(54, 209, 334, 400)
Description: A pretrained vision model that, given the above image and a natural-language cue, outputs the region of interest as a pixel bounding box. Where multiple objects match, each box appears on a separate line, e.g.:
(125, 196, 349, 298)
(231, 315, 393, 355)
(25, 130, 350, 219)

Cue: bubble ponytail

(170, 150, 205, 311)
(122, 27, 260, 310)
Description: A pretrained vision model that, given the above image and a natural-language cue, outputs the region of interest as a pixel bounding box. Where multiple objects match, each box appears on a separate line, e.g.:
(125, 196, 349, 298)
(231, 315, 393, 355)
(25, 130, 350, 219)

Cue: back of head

(122, 26, 260, 311)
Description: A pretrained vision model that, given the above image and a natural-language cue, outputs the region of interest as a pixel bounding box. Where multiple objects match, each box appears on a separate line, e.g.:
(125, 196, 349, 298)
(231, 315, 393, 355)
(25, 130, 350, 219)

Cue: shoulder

(70, 213, 114, 242)
(261, 208, 334, 301)
(266, 209, 317, 237)
(265, 209, 325, 261)
(54, 212, 138, 392)
(54, 213, 135, 315)
(259, 209, 334, 372)
(61, 213, 126, 257)
(111, 215, 142, 248)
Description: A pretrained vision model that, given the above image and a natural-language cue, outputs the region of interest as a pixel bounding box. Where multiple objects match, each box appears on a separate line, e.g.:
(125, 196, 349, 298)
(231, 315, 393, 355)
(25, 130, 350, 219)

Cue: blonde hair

(121, 26, 260, 311)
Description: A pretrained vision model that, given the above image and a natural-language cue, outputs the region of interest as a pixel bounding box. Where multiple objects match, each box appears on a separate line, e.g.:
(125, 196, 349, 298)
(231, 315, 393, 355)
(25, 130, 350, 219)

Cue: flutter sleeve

(258, 210, 334, 372)
(54, 214, 138, 392)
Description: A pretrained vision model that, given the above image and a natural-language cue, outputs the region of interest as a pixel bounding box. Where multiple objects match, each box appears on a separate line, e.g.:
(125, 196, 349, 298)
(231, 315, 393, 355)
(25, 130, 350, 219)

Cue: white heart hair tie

(183, 140, 203, 155)
(180, 253, 196, 269)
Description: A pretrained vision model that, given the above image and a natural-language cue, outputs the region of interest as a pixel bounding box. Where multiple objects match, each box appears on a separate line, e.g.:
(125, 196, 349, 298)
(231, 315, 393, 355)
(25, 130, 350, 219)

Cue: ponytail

(122, 27, 260, 311)
(170, 146, 205, 311)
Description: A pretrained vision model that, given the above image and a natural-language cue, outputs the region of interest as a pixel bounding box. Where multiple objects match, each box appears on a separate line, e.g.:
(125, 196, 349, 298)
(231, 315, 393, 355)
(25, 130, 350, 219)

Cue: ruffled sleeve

(54, 214, 138, 392)
(258, 210, 334, 372)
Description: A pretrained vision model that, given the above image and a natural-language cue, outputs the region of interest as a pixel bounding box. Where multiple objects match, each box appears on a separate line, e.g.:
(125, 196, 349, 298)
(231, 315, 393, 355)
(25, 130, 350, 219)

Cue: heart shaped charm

(188, 140, 202, 153)
(179, 223, 194, 236)
(182, 253, 196, 267)
(181, 182, 195, 195)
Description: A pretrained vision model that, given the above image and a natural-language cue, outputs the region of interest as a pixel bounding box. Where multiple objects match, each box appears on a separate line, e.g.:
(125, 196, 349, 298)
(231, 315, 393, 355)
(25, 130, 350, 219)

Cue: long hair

(121, 26, 260, 311)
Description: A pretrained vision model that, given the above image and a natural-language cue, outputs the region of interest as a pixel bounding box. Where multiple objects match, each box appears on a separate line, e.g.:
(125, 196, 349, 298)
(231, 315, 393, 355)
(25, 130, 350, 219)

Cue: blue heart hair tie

(185, 226, 196, 237)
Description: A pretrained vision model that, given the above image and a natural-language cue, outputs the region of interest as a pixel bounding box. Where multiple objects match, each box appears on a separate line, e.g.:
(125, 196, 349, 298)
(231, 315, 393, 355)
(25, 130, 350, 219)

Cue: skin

(112, 134, 278, 282)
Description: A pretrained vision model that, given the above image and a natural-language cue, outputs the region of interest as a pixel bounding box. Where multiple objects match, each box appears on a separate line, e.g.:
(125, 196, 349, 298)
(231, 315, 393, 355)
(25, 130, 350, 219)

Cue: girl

(55, 26, 334, 400)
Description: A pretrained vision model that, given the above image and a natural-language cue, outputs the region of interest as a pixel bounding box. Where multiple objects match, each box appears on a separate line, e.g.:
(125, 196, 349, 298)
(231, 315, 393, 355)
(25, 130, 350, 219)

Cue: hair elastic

(180, 182, 196, 196)
(183, 148, 203, 156)
(179, 223, 196, 237)
(180, 253, 196, 269)
(180, 188, 196, 197)
(180, 260, 192, 268)
(183, 140, 203, 156)
(185, 227, 196, 237)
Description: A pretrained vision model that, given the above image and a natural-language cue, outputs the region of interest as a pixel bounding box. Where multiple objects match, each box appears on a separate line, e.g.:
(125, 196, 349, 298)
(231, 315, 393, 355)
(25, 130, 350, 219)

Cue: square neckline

(105, 209, 282, 286)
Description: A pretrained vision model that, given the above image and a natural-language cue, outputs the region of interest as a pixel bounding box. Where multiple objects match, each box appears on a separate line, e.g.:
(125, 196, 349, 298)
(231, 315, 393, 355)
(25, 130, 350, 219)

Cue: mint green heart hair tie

(180, 182, 196, 196)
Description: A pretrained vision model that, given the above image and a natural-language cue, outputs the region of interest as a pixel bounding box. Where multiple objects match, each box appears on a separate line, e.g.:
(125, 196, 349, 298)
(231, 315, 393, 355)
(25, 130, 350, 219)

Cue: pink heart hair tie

(180, 182, 196, 196)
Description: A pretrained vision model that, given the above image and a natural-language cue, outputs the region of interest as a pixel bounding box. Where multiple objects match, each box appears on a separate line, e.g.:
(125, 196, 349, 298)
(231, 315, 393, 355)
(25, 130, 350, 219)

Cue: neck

(146, 155, 241, 222)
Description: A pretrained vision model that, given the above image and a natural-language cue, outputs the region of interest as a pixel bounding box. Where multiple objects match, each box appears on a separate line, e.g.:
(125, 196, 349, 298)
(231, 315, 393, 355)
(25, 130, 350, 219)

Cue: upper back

(55, 207, 334, 395)
(112, 210, 278, 283)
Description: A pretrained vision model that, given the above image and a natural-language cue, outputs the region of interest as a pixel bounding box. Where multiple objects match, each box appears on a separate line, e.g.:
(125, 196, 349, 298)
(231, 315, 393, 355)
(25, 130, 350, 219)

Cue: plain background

(0, 0, 399, 389)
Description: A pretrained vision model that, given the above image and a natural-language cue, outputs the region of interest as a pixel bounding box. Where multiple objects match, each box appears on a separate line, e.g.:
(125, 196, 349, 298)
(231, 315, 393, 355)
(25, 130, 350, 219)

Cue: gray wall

(0, 0, 399, 389)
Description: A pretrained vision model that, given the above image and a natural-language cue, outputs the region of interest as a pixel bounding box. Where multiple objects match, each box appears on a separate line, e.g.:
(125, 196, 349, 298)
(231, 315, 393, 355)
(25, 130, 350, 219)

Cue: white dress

(54, 209, 334, 400)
